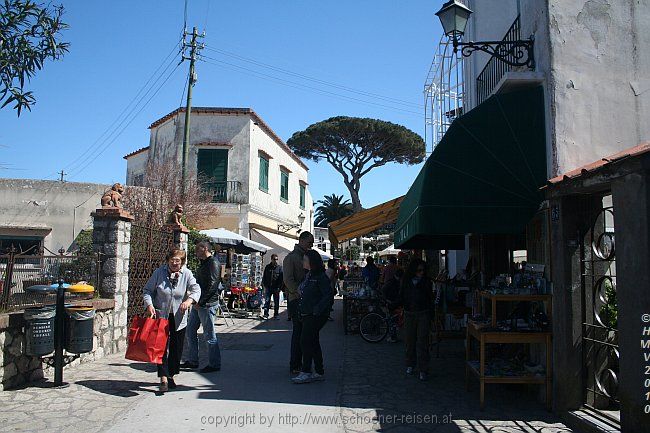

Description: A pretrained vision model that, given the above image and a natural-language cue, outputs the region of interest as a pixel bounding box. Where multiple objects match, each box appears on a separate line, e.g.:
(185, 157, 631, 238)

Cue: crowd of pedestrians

(140, 232, 435, 391)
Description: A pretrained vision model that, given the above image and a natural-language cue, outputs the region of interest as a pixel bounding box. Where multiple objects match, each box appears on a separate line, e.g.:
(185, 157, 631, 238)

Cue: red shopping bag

(125, 316, 169, 364)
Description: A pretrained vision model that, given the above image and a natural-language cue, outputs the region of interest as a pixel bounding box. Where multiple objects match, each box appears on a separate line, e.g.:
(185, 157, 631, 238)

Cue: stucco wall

(248, 120, 313, 232)
(547, 0, 650, 175)
(128, 109, 314, 236)
(464, 1, 650, 178)
(0, 179, 108, 253)
(125, 150, 148, 185)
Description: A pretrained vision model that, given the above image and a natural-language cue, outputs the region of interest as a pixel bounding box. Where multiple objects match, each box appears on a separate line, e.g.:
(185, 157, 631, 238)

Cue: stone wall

(0, 299, 117, 391)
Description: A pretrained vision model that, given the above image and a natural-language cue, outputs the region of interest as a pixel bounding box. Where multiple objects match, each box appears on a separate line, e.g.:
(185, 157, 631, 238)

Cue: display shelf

(479, 291, 552, 327)
(466, 293, 553, 411)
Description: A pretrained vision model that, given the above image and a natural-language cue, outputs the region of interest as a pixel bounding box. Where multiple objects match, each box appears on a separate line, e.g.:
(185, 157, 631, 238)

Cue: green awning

(395, 86, 547, 249)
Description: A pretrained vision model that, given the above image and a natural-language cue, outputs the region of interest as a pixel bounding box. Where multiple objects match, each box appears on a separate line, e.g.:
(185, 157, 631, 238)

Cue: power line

(198, 54, 423, 117)
(67, 53, 182, 179)
(69, 61, 183, 180)
(44, 40, 182, 180)
(202, 45, 423, 109)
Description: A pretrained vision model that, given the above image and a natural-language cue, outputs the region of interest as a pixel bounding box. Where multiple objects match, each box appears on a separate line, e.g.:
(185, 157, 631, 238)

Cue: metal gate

(127, 218, 174, 322)
(581, 195, 620, 421)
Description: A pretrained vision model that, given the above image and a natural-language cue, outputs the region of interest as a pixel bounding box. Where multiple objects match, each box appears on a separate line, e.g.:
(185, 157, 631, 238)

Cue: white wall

(0, 179, 108, 253)
(125, 150, 148, 185)
(248, 120, 313, 232)
(125, 109, 314, 236)
(546, 0, 650, 175)
(463, 0, 650, 177)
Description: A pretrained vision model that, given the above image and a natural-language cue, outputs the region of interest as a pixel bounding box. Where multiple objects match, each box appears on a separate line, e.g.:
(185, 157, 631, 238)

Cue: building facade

(418, 1, 650, 431)
(313, 226, 331, 255)
(124, 107, 314, 247)
(0, 179, 107, 255)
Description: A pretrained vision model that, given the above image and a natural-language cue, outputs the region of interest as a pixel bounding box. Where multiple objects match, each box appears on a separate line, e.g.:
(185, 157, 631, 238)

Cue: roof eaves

(123, 146, 150, 160)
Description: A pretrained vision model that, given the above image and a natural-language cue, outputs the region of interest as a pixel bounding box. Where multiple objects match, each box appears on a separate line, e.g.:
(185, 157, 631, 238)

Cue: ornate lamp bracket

(453, 35, 535, 69)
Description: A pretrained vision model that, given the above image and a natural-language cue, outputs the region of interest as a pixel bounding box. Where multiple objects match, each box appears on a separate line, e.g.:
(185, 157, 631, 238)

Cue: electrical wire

(43, 40, 182, 180)
(67, 52, 181, 179)
(202, 45, 423, 110)
(198, 54, 423, 118)
(69, 61, 183, 180)
(203, 0, 210, 34)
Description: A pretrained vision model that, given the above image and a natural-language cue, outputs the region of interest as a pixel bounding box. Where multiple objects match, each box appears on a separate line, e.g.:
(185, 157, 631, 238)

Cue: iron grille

(127, 219, 174, 322)
(476, 15, 522, 104)
(0, 251, 102, 312)
(581, 196, 620, 423)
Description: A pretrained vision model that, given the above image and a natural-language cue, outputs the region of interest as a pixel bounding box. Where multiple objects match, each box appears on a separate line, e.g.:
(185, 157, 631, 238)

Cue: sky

(0, 0, 445, 208)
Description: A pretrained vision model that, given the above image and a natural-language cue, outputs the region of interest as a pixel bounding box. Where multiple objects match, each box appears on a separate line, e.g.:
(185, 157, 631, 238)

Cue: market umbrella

(200, 228, 272, 254)
(377, 244, 400, 257)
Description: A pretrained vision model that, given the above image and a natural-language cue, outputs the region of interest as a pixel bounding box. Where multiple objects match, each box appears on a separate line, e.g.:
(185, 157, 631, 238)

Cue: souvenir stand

(341, 273, 380, 334)
(465, 264, 552, 410)
(432, 269, 477, 357)
(199, 228, 271, 316)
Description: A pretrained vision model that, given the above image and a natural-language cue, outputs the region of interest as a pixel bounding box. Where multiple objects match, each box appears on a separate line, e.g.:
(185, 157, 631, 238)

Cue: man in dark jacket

(283, 231, 314, 375)
(262, 254, 283, 319)
(182, 241, 222, 373)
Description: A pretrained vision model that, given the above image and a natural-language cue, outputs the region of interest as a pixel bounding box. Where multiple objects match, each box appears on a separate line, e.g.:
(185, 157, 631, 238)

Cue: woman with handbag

(143, 248, 201, 392)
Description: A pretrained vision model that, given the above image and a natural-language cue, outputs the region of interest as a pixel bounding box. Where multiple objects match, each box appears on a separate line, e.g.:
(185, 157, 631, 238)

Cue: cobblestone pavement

(338, 330, 573, 433)
(0, 301, 574, 433)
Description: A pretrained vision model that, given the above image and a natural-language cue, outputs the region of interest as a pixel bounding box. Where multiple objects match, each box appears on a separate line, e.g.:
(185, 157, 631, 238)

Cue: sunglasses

(416, 268, 425, 272)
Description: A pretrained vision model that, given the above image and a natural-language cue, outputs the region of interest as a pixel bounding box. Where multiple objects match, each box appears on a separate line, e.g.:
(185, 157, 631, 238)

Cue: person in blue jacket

(292, 250, 332, 384)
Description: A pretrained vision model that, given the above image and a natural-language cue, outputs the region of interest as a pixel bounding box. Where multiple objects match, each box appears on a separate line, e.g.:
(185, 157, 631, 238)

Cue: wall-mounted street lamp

(436, 0, 535, 69)
(278, 213, 306, 233)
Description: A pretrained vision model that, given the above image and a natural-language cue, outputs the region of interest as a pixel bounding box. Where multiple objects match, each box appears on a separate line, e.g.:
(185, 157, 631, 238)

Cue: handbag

(125, 315, 169, 364)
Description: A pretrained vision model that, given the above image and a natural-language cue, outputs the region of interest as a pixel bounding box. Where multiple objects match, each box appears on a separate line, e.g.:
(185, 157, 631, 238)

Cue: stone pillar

(91, 208, 133, 353)
(165, 223, 189, 253)
(612, 170, 650, 432)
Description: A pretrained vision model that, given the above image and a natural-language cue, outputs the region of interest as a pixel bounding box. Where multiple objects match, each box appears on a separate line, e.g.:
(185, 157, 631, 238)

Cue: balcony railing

(208, 180, 245, 204)
(476, 15, 523, 104)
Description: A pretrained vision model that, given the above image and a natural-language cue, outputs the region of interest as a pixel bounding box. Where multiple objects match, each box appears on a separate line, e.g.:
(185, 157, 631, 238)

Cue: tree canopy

(287, 116, 425, 212)
(1, 0, 69, 116)
(314, 194, 353, 227)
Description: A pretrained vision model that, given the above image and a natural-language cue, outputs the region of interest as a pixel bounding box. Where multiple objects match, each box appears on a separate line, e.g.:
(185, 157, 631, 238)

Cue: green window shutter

(197, 149, 228, 181)
(197, 149, 229, 202)
(299, 184, 305, 209)
(280, 170, 289, 202)
(259, 156, 269, 192)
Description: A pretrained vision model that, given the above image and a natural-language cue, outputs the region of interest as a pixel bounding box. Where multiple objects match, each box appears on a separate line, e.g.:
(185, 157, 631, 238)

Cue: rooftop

(144, 107, 308, 170)
(545, 142, 650, 187)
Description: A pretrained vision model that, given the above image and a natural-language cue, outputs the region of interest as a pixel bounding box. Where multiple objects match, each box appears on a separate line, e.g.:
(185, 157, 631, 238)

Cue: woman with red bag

(143, 248, 201, 392)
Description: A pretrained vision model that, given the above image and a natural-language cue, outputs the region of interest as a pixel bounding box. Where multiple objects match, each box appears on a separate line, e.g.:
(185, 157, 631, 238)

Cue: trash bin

(23, 305, 56, 356)
(64, 307, 95, 354)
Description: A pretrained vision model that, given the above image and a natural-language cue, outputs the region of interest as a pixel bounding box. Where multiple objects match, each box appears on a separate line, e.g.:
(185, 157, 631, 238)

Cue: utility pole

(181, 26, 205, 198)
(58, 170, 67, 182)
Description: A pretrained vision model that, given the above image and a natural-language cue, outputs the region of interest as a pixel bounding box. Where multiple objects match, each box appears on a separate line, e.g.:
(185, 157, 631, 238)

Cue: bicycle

(359, 299, 403, 343)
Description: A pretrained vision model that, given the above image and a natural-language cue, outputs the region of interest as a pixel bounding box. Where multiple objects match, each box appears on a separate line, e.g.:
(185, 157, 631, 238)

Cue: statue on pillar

(100, 183, 125, 208)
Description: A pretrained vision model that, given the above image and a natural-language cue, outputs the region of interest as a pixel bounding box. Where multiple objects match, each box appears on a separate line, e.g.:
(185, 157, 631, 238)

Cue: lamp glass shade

(435, 0, 473, 36)
(297, 213, 305, 224)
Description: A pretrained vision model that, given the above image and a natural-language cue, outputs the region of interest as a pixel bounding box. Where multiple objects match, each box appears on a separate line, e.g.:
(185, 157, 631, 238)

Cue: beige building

(124, 107, 314, 255)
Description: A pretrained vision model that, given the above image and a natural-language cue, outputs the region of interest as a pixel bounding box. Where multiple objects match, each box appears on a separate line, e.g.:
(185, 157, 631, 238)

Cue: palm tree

(314, 194, 354, 227)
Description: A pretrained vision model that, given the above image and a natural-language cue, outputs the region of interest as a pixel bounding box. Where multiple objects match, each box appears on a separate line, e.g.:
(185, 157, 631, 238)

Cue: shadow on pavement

(75, 379, 158, 397)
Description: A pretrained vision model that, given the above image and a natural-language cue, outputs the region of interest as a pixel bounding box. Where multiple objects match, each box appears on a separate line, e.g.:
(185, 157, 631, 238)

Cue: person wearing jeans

(182, 241, 222, 374)
(262, 254, 283, 319)
(283, 232, 314, 375)
(292, 250, 333, 384)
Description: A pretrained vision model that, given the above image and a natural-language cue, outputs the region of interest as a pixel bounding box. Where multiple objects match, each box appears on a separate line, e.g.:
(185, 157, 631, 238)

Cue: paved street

(0, 300, 574, 433)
